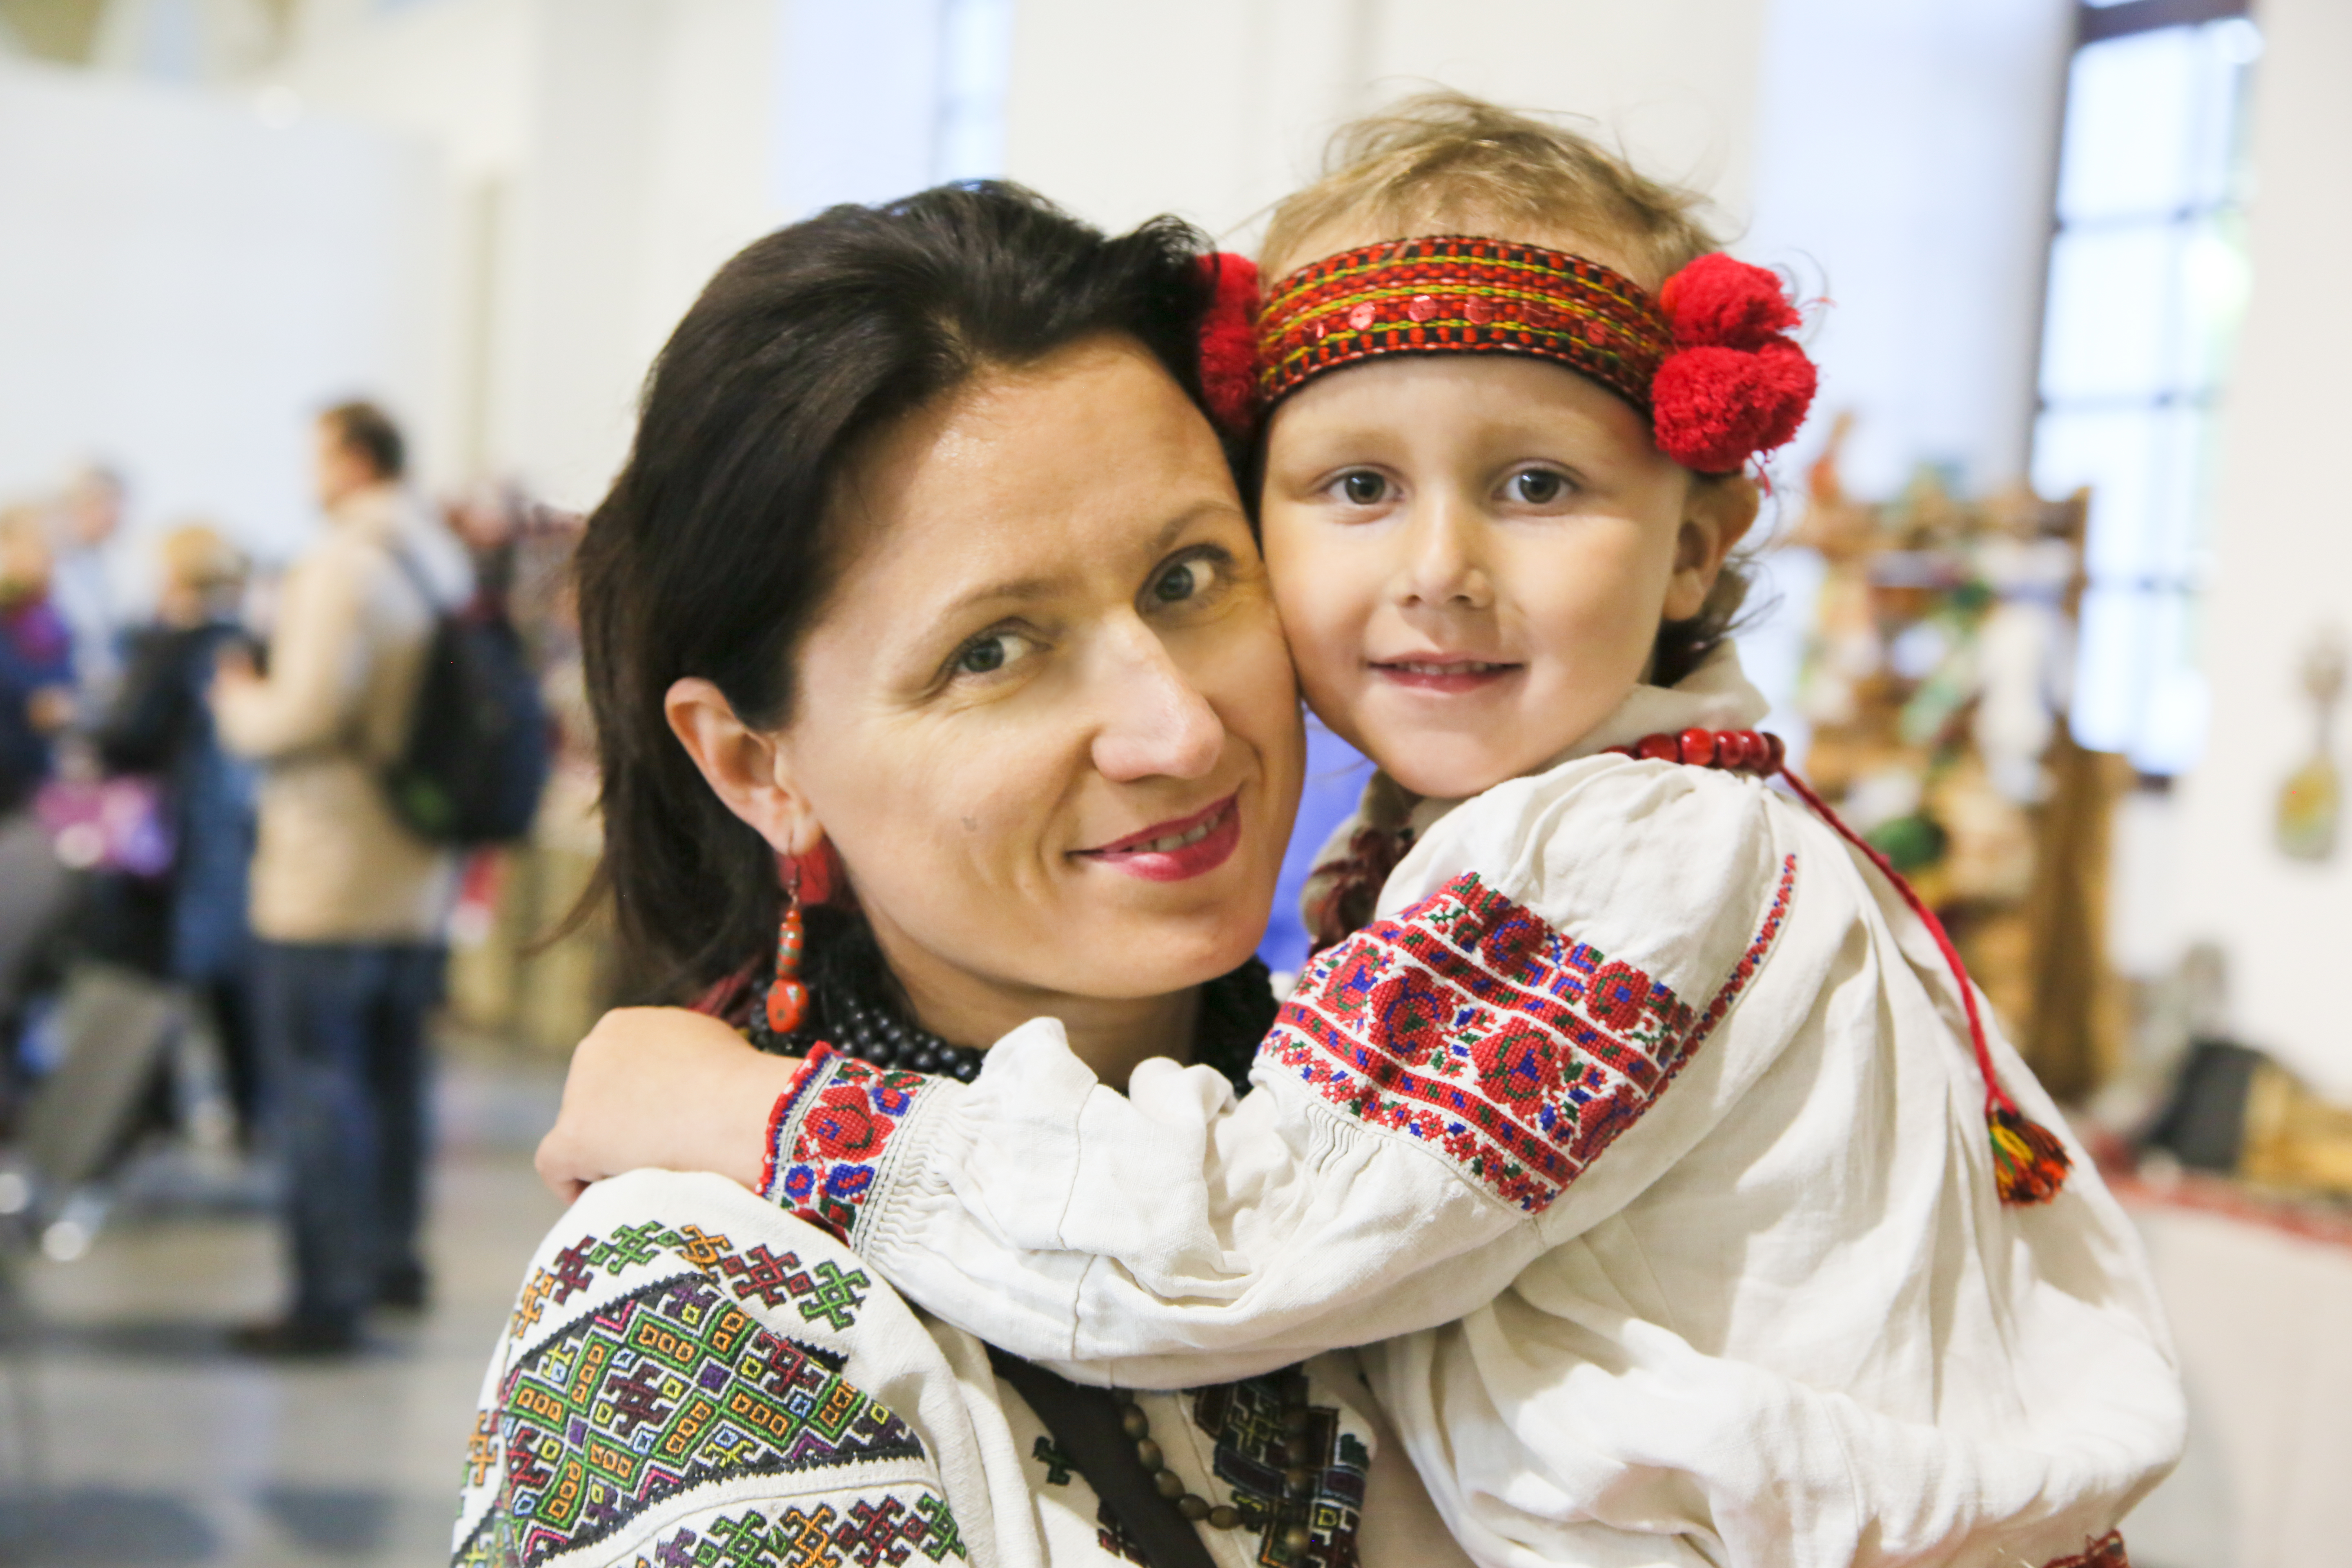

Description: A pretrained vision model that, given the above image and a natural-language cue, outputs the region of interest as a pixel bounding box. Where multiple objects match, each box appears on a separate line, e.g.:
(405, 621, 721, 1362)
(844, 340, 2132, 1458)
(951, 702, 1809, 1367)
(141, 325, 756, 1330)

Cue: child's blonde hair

(1262, 92, 1753, 688)
(1262, 91, 1722, 287)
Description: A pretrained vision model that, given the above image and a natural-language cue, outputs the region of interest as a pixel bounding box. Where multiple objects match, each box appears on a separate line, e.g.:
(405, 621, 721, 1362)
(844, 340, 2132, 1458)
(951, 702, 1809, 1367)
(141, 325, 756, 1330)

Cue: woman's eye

(1338, 471, 1388, 506)
(1151, 557, 1213, 604)
(1508, 469, 1570, 505)
(954, 634, 1017, 675)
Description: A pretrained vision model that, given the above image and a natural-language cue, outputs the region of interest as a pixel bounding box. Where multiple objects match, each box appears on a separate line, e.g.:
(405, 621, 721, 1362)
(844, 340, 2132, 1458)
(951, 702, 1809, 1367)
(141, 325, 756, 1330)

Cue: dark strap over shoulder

(984, 1345, 1216, 1568)
(382, 540, 446, 615)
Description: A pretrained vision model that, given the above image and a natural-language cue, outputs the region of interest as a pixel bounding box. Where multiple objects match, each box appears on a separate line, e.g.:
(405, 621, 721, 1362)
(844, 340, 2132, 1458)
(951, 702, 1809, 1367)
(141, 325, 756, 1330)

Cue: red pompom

(1653, 338, 1817, 473)
(1195, 252, 1262, 440)
(1651, 254, 1816, 472)
(1657, 253, 1800, 351)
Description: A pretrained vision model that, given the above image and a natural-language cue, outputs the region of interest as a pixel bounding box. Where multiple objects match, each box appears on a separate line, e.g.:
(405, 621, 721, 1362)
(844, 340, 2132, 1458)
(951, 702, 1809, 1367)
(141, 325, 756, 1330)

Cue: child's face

(1260, 351, 1753, 800)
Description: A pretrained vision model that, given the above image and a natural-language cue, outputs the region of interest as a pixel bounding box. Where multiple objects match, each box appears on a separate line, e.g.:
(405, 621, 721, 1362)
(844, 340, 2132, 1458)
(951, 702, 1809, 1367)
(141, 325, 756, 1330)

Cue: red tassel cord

(1611, 730, 2073, 1205)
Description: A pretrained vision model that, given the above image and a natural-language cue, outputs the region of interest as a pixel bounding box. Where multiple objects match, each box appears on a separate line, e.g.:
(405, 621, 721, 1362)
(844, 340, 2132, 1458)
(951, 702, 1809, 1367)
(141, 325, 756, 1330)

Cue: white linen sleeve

(794, 759, 1819, 1387)
(1381, 1312, 2178, 1568)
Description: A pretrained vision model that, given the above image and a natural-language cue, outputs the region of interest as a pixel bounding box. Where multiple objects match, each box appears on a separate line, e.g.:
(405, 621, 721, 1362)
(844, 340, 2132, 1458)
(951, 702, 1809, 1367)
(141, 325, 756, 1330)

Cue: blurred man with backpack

(212, 401, 477, 1355)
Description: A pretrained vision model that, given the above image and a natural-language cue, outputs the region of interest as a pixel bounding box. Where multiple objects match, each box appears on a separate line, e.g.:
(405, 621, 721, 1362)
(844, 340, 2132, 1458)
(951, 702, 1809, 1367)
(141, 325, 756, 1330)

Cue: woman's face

(779, 335, 1303, 1017)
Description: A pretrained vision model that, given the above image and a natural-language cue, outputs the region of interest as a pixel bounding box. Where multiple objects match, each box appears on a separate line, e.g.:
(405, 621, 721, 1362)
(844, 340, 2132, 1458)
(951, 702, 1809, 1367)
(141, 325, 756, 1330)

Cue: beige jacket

(214, 484, 472, 944)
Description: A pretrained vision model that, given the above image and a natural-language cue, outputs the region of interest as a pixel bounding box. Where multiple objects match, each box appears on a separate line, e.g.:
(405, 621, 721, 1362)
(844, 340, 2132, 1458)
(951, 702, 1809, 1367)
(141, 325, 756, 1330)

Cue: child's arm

(765, 759, 1825, 1385)
(535, 1007, 800, 1202)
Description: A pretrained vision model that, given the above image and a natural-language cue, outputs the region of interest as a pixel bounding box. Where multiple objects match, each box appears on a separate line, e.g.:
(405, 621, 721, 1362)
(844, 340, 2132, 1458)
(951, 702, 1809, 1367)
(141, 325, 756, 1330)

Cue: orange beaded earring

(763, 844, 835, 1037)
(764, 875, 809, 1035)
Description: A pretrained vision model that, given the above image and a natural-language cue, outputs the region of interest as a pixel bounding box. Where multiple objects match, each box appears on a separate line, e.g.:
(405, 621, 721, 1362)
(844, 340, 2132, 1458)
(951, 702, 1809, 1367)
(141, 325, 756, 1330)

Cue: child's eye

(1506, 468, 1574, 506)
(1336, 471, 1390, 506)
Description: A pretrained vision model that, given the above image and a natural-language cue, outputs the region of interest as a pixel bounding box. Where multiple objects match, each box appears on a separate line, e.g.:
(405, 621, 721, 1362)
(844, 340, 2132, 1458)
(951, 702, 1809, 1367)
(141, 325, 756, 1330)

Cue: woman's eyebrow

(931, 499, 1240, 620)
(936, 573, 1062, 620)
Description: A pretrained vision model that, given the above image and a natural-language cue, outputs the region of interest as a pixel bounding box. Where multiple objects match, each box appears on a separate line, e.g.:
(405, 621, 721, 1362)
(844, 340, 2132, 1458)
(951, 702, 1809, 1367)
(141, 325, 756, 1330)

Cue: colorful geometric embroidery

(1258, 235, 1675, 412)
(1265, 858, 1797, 1212)
(509, 1221, 871, 1340)
(621, 1496, 966, 1567)
(1029, 1435, 1076, 1487)
(485, 1272, 926, 1567)
(764, 1049, 938, 1245)
(1190, 1371, 1369, 1568)
(1093, 1507, 1151, 1566)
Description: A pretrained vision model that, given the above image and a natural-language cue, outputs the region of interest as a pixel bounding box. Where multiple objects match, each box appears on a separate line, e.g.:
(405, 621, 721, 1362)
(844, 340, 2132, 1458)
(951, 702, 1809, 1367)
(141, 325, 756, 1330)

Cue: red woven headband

(1195, 236, 1818, 474)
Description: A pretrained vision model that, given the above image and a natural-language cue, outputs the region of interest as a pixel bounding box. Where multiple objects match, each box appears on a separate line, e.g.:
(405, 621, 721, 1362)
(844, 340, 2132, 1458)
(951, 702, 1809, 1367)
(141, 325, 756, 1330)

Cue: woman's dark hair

(579, 182, 1221, 992)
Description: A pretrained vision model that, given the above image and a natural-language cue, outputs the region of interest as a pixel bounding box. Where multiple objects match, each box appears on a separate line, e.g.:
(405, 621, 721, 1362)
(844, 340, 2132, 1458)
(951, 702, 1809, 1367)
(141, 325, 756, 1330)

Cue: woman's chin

(1059, 907, 1272, 999)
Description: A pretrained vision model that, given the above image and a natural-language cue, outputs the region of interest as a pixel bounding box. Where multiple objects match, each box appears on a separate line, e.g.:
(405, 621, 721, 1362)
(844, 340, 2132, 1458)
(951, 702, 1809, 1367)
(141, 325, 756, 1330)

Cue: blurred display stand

(442, 782, 617, 1055)
(1789, 414, 2126, 1102)
(437, 498, 627, 1054)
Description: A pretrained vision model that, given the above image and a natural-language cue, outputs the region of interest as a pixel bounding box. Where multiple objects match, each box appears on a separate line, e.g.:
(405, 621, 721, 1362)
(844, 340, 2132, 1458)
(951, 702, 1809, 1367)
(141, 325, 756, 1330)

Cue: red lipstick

(1076, 791, 1242, 882)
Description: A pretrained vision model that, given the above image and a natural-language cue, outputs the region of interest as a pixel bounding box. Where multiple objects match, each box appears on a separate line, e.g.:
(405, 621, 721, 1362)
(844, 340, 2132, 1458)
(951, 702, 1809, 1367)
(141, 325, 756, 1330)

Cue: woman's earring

(765, 872, 809, 1035)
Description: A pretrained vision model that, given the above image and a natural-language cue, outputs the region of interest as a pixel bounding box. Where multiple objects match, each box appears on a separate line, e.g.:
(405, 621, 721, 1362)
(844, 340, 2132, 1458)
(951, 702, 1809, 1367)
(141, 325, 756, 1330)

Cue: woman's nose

(1089, 628, 1223, 783)
(1397, 492, 1492, 610)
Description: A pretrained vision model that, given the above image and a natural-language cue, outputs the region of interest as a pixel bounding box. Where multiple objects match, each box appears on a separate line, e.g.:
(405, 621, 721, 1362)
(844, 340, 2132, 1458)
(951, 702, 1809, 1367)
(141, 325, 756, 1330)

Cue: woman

(456, 185, 1469, 1568)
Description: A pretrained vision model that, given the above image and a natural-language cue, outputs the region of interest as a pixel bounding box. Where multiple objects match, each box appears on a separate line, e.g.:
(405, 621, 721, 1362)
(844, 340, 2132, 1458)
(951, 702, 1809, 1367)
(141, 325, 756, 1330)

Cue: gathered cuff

(758, 1045, 952, 1248)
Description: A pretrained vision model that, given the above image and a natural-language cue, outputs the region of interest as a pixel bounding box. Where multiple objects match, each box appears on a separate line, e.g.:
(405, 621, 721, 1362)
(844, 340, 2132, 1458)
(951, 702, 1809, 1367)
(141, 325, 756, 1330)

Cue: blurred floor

(0, 1044, 566, 1567)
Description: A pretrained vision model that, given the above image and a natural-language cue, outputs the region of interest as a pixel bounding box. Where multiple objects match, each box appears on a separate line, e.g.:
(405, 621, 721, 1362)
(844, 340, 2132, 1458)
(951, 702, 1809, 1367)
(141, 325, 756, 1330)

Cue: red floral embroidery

(764, 1048, 937, 1244)
(807, 1084, 886, 1160)
(2043, 1532, 2130, 1568)
(1588, 960, 1653, 1031)
(1266, 859, 1797, 1212)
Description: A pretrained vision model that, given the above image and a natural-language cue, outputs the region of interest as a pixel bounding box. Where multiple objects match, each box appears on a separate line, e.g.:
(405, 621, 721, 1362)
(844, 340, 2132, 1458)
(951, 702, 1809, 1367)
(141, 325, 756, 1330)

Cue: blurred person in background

(92, 525, 262, 1139)
(51, 463, 129, 706)
(0, 507, 76, 818)
(211, 401, 471, 1356)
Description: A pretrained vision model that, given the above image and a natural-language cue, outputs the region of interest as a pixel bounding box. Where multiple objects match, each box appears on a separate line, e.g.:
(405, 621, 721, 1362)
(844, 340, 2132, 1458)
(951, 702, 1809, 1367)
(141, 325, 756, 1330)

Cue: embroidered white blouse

(760, 647, 2185, 1568)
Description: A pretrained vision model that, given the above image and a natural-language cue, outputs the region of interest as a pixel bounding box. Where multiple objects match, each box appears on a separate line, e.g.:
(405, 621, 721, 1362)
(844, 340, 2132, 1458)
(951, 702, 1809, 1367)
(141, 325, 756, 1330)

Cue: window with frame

(2031, 0, 2261, 775)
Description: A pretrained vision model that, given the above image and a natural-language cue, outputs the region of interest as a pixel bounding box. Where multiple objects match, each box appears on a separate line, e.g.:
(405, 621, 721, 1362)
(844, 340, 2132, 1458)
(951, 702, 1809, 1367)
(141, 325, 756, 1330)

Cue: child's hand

(535, 1007, 804, 1203)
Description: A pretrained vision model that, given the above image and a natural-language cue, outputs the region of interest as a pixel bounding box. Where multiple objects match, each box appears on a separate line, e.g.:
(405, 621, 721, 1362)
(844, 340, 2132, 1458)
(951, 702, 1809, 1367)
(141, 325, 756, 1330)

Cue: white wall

(2169, 0, 2352, 1097)
(1745, 0, 2073, 501)
(276, 0, 780, 510)
(1002, 0, 1768, 246)
(0, 57, 448, 566)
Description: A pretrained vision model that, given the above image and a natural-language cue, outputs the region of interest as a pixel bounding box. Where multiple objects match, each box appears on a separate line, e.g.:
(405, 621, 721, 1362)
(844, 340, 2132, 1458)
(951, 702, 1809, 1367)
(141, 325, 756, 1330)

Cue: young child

(563, 97, 2183, 1567)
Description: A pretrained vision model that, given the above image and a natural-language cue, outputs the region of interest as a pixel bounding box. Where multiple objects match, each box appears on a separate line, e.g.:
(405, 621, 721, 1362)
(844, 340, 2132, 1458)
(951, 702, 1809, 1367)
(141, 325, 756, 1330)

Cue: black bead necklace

(1116, 1366, 1319, 1555)
(748, 909, 1276, 1100)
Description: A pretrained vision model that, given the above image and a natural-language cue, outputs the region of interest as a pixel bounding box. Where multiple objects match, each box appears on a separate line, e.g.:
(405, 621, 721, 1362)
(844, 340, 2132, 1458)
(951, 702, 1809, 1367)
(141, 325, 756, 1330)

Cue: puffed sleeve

(774, 756, 1821, 1388)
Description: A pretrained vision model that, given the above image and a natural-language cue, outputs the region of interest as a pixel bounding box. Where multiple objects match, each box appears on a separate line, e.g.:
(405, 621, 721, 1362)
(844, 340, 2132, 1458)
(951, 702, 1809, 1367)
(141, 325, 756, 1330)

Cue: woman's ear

(1665, 474, 1760, 622)
(663, 678, 826, 856)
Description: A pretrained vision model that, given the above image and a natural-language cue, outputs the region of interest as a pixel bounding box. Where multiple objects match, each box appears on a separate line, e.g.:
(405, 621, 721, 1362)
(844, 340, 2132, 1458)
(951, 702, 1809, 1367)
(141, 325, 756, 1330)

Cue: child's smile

(1370, 656, 1522, 695)
(1260, 350, 1754, 802)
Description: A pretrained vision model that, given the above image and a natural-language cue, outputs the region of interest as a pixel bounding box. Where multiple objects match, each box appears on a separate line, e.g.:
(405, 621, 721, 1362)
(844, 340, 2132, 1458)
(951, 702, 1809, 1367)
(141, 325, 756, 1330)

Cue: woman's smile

(1074, 789, 1242, 881)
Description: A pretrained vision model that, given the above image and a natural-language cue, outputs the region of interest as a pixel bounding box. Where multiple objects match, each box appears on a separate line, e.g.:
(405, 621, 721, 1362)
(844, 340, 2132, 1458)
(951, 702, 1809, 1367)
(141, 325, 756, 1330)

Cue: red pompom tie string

(1609, 728, 2074, 1206)
(1194, 252, 1263, 441)
(1650, 255, 1819, 475)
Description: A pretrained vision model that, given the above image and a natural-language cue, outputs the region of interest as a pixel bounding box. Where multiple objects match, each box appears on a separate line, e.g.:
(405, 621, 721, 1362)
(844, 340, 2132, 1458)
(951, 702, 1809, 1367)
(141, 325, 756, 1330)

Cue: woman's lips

(1076, 791, 1242, 882)
(1372, 658, 1522, 694)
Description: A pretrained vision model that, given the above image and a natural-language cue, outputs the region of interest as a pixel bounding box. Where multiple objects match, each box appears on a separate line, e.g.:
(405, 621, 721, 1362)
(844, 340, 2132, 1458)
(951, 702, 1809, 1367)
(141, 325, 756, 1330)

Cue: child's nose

(1398, 494, 1493, 610)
